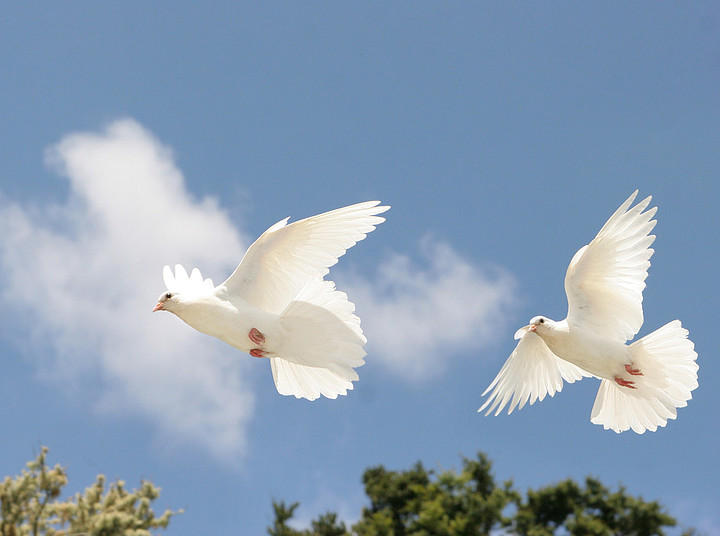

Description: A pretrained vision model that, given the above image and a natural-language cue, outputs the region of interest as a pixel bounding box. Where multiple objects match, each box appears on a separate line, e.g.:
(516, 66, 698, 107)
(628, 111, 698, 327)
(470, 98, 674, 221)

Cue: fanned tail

(270, 278, 366, 400)
(270, 359, 359, 401)
(591, 320, 698, 433)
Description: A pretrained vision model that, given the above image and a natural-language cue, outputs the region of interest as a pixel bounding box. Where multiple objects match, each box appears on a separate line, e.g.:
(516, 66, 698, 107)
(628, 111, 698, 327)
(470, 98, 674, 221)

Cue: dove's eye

(539, 318, 545, 324)
(165, 292, 172, 300)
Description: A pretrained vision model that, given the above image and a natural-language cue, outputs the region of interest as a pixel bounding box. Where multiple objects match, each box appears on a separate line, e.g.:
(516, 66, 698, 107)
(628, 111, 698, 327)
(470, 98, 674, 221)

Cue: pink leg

(625, 364, 643, 376)
(250, 348, 268, 358)
(614, 376, 637, 389)
(248, 328, 265, 345)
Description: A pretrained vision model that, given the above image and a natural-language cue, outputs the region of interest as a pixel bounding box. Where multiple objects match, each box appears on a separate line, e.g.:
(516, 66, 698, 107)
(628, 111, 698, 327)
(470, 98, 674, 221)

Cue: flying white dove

(154, 201, 389, 401)
(479, 191, 698, 433)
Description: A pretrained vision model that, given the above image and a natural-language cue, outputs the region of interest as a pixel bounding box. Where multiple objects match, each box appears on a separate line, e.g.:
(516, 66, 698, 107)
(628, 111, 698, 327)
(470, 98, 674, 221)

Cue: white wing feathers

(218, 201, 389, 314)
(564, 191, 656, 342)
(479, 332, 591, 416)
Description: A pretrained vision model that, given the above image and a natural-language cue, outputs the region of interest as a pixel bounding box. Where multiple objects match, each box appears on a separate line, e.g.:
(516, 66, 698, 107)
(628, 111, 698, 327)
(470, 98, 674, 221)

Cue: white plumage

(479, 191, 698, 433)
(154, 201, 389, 401)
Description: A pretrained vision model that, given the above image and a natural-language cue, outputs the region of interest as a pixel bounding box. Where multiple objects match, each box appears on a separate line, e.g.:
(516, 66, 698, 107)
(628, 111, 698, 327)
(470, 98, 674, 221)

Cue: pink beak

(153, 302, 163, 312)
(528, 324, 537, 333)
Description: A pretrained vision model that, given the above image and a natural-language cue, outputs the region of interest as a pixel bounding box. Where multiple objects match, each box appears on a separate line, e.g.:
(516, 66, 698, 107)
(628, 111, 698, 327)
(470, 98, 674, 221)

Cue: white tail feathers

(270, 279, 367, 401)
(270, 359, 358, 401)
(591, 320, 698, 433)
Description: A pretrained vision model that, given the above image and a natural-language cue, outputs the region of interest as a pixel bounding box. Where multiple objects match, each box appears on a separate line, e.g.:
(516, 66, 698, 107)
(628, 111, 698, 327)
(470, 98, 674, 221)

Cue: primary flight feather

(154, 201, 389, 401)
(479, 191, 698, 433)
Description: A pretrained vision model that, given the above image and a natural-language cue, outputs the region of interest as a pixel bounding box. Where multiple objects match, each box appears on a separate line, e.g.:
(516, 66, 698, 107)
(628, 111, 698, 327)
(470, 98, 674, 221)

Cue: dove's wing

(218, 201, 389, 314)
(564, 191, 656, 342)
(479, 332, 591, 416)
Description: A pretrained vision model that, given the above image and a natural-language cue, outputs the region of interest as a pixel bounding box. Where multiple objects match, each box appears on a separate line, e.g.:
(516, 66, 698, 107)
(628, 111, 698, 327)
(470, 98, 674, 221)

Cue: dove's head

(529, 316, 552, 332)
(153, 264, 215, 314)
(153, 290, 178, 313)
(514, 316, 556, 339)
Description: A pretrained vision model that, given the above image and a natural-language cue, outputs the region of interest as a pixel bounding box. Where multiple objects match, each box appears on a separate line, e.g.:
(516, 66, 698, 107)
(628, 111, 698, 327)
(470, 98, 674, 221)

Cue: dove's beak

(153, 302, 163, 312)
(528, 324, 537, 333)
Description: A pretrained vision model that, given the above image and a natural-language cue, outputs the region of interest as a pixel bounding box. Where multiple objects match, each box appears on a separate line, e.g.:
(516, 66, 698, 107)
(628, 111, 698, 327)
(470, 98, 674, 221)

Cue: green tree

(0, 447, 180, 536)
(268, 452, 692, 536)
(511, 476, 678, 536)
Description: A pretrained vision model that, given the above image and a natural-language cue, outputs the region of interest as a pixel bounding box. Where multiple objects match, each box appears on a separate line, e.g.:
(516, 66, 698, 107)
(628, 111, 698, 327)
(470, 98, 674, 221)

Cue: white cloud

(342, 237, 517, 381)
(0, 118, 519, 459)
(0, 118, 254, 459)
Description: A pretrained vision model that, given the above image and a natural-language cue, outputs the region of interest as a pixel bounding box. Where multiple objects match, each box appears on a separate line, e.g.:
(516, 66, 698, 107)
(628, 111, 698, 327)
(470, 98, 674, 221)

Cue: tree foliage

(0, 447, 180, 536)
(268, 452, 692, 536)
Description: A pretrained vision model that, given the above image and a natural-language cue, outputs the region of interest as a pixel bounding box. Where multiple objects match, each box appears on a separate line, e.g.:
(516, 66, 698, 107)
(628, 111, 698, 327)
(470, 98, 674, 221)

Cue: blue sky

(0, 3, 718, 535)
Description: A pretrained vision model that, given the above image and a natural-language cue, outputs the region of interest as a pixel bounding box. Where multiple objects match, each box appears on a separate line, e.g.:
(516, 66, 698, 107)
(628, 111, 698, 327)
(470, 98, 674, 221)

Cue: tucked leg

(250, 348, 268, 358)
(248, 328, 265, 345)
(614, 376, 637, 389)
(625, 364, 643, 376)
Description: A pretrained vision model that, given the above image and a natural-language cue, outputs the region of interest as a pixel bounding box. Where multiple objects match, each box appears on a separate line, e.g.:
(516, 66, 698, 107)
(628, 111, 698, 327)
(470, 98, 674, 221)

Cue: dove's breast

(541, 327, 631, 380)
(174, 295, 282, 353)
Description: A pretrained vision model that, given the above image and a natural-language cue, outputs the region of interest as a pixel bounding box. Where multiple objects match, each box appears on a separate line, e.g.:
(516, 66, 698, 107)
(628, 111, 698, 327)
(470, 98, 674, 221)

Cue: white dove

(479, 191, 698, 433)
(153, 201, 389, 401)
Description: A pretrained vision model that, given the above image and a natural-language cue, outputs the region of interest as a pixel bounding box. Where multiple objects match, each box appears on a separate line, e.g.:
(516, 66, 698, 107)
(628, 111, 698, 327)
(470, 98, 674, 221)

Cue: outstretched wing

(479, 332, 591, 416)
(564, 191, 656, 342)
(217, 201, 389, 314)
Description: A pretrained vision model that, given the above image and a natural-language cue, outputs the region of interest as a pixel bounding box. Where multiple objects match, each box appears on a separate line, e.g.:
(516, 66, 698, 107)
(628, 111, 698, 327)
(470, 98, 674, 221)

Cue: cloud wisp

(342, 238, 517, 381)
(0, 118, 253, 459)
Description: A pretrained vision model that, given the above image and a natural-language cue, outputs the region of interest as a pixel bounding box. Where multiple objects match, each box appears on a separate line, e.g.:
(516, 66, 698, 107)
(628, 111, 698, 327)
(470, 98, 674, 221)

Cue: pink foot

(248, 328, 265, 345)
(625, 364, 643, 376)
(614, 376, 637, 389)
(250, 348, 268, 358)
